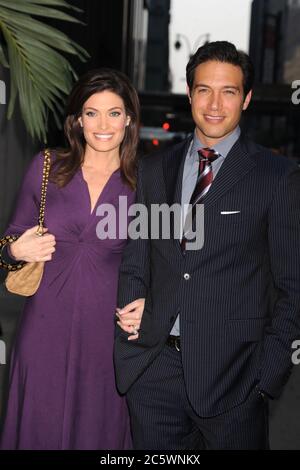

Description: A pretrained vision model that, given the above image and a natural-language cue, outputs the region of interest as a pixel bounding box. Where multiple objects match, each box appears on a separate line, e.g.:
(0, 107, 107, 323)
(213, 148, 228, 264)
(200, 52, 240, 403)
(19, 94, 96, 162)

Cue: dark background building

(247, 0, 300, 160)
(249, 0, 300, 84)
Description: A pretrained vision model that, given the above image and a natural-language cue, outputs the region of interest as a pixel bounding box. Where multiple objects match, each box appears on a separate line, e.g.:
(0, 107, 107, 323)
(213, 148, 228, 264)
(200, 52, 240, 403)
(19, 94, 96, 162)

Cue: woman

(0, 69, 142, 450)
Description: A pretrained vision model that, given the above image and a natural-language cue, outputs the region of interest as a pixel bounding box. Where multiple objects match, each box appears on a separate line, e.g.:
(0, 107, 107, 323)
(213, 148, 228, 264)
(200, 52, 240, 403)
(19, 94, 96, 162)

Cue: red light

(152, 139, 159, 146)
(162, 122, 170, 131)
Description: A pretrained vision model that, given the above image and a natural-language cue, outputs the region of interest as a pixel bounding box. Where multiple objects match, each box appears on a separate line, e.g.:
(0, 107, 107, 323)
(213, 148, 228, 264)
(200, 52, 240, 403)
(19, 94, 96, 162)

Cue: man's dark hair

(186, 41, 255, 97)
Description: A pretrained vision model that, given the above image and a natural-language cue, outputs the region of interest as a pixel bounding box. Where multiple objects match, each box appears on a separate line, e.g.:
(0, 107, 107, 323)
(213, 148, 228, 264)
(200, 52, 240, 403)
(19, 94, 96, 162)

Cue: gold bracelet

(0, 235, 26, 271)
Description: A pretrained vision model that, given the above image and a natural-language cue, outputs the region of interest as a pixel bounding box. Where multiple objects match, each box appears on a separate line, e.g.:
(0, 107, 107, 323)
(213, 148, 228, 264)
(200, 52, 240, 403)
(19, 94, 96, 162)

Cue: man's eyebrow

(193, 84, 241, 90)
(193, 83, 210, 88)
(223, 86, 240, 90)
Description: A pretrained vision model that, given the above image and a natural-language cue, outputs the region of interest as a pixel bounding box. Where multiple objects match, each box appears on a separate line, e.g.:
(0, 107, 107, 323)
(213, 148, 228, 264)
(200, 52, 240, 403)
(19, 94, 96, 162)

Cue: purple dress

(0, 152, 134, 449)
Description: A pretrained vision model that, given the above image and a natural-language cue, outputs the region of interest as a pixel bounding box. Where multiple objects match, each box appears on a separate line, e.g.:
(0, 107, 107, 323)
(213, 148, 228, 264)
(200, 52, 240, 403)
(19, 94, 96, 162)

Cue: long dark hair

(51, 68, 140, 190)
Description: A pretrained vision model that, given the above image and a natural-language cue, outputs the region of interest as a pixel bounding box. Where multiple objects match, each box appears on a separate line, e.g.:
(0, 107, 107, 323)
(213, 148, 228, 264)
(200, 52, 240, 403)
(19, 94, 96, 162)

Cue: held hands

(116, 298, 145, 341)
(9, 226, 56, 263)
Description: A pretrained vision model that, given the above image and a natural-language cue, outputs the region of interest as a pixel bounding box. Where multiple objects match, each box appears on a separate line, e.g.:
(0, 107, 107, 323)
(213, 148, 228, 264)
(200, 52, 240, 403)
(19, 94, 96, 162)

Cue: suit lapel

(163, 136, 192, 206)
(202, 135, 258, 210)
(161, 134, 258, 255)
(163, 134, 258, 210)
(162, 136, 192, 255)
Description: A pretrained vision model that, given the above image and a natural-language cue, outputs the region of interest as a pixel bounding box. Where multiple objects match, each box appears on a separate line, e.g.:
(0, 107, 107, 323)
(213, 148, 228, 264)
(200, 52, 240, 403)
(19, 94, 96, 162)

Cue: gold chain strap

(0, 149, 51, 270)
(0, 235, 25, 271)
(36, 148, 51, 236)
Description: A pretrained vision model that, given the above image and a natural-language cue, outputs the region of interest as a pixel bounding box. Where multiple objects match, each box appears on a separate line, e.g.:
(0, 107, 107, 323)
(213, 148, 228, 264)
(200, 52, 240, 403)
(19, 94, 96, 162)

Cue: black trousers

(126, 344, 269, 450)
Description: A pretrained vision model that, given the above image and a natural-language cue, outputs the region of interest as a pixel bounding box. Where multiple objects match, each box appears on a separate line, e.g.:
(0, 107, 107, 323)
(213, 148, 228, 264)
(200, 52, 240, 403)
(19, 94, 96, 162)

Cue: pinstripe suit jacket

(114, 134, 300, 417)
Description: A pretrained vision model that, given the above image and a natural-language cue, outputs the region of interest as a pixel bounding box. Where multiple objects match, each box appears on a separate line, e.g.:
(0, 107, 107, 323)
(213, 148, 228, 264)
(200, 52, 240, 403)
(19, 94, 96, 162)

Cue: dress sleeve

(4, 152, 44, 237)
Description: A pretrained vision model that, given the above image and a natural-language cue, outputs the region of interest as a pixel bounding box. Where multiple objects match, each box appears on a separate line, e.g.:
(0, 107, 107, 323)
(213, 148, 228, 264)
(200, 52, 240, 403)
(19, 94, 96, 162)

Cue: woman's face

(78, 90, 130, 155)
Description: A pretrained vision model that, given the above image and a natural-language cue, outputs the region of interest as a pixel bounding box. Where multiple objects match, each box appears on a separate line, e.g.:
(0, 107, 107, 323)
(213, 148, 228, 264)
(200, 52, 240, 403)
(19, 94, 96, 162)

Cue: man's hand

(116, 298, 145, 340)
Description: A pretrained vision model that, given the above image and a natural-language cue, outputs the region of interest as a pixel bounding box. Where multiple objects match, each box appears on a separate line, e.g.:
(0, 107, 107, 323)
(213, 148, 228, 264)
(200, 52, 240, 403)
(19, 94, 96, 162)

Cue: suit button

(170, 316, 175, 323)
(183, 273, 190, 280)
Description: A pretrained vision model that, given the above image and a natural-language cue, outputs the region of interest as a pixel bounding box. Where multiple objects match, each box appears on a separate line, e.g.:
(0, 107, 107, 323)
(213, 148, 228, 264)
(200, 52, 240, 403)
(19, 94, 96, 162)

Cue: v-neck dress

(0, 152, 135, 449)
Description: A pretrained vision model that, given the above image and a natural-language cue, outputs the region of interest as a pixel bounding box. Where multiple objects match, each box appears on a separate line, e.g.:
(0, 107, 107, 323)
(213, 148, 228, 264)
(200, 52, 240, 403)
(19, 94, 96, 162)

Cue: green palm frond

(0, 0, 89, 142)
(0, 41, 8, 66)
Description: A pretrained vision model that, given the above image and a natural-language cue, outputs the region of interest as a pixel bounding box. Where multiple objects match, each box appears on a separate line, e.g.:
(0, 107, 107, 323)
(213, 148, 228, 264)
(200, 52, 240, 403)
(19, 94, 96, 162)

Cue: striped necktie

(181, 147, 220, 250)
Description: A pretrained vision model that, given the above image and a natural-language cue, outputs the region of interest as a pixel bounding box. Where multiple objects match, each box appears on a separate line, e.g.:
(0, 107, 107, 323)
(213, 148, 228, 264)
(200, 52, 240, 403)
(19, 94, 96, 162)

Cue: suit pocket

(214, 212, 254, 227)
(226, 318, 267, 342)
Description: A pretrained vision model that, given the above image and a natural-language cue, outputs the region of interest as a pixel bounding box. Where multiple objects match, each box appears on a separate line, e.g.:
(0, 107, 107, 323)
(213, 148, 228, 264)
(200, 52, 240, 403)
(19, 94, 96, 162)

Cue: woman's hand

(9, 225, 56, 263)
(116, 298, 145, 340)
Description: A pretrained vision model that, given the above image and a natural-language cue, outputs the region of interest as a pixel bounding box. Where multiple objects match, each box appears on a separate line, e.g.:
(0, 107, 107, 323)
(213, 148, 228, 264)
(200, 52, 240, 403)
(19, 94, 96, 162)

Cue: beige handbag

(0, 149, 51, 296)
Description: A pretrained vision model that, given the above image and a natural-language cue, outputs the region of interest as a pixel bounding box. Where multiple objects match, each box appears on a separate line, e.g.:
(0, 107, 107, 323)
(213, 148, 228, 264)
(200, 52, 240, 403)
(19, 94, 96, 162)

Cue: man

(114, 41, 300, 449)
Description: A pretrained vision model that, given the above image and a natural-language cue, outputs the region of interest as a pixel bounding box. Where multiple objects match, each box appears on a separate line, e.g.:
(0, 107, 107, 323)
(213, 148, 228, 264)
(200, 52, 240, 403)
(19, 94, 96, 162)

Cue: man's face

(188, 60, 252, 147)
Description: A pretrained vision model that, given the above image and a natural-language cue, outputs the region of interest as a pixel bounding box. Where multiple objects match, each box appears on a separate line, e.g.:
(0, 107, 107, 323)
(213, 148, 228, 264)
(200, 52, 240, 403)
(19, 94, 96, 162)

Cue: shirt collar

(190, 126, 241, 159)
